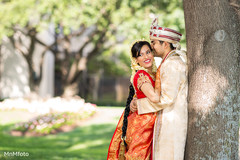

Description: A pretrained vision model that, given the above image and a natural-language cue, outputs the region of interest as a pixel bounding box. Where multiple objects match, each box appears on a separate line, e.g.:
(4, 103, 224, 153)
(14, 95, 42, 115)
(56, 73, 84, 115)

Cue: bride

(107, 40, 160, 160)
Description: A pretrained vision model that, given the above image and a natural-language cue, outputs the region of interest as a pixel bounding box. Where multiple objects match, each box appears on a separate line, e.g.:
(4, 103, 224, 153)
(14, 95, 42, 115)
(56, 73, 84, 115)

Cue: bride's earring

(134, 59, 139, 66)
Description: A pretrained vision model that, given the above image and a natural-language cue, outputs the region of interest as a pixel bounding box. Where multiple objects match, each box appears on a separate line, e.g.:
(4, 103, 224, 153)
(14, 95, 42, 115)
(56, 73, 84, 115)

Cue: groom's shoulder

(162, 56, 187, 71)
(164, 55, 182, 65)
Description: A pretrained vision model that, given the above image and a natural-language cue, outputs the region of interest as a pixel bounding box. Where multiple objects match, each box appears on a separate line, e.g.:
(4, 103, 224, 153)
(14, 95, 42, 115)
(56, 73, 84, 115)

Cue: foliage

(0, 0, 185, 64)
(0, 0, 185, 95)
(87, 0, 186, 75)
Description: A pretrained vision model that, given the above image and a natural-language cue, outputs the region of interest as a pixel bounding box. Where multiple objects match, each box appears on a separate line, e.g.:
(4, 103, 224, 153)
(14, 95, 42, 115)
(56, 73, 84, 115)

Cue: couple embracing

(107, 17, 188, 160)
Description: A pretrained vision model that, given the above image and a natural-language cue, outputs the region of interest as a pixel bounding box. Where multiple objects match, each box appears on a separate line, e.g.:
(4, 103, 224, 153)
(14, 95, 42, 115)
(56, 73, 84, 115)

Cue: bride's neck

(147, 68, 153, 75)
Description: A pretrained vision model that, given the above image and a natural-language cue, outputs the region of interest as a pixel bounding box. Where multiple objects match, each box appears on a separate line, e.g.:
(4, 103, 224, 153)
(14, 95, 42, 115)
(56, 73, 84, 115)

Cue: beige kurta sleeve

(137, 57, 183, 114)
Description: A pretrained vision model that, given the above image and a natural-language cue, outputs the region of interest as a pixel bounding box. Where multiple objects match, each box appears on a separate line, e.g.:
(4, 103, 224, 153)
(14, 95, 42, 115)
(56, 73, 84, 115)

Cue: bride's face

(136, 45, 154, 71)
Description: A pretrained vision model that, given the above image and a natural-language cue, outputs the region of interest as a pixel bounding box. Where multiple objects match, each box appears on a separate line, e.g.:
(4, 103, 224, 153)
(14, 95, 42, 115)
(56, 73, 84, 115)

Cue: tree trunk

(183, 0, 240, 159)
(9, 28, 46, 94)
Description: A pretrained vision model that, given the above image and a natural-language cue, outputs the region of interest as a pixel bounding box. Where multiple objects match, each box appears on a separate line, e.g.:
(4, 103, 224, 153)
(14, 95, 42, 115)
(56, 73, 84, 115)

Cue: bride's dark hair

(121, 84, 135, 146)
(131, 41, 152, 58)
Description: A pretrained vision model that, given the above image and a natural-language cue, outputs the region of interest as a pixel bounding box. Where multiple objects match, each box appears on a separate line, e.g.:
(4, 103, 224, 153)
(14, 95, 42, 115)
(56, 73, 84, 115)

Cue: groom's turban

(149, 18, 182, 45)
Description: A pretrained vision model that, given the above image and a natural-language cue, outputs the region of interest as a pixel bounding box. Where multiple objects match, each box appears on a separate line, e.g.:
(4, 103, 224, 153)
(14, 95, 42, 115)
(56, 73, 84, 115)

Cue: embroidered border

(153, 110, 163, 159)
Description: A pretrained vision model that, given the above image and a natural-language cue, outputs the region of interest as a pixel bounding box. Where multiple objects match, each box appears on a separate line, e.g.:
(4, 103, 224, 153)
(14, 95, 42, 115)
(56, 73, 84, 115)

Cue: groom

(130, 17, 188, 160)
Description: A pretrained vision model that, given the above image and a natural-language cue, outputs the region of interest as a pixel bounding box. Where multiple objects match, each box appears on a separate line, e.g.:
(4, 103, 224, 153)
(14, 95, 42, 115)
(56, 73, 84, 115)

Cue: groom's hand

(130, 97, 137, 112)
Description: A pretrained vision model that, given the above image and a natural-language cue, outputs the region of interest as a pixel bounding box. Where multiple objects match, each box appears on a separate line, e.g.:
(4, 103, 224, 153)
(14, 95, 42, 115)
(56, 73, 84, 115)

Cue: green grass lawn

(0, 109, 121, 160)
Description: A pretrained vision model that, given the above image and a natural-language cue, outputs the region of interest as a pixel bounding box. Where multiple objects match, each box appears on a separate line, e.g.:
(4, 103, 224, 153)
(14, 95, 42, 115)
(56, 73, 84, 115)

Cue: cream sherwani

(137, 51, 188, 160)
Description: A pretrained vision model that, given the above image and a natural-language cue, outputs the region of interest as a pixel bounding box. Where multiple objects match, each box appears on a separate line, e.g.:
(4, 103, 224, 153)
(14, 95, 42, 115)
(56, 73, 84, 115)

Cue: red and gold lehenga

(107, 70, 156, 160)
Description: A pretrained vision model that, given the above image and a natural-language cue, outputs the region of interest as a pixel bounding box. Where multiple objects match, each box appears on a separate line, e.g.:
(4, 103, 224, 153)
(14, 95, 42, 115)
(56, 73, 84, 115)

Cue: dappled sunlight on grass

(0, 123, 117, 160)
(68, 139, 105, 151)
(0, 105, 123, 159)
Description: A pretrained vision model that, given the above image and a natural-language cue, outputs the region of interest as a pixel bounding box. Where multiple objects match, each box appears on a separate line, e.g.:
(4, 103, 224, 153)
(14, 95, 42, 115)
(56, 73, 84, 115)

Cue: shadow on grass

(0, 123, 117, 160)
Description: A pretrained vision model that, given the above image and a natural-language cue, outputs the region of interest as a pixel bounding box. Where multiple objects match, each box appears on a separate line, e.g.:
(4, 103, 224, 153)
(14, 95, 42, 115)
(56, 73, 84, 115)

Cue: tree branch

(66, 31, 97, 84)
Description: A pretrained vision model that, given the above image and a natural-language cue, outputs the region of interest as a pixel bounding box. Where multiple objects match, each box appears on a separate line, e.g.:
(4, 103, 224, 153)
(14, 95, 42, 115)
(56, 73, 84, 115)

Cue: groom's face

(150, 39, 164, 58)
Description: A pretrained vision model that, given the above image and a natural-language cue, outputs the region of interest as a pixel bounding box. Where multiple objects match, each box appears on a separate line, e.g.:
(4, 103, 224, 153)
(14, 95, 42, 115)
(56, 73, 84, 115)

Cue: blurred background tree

(0, 0, 185, 101)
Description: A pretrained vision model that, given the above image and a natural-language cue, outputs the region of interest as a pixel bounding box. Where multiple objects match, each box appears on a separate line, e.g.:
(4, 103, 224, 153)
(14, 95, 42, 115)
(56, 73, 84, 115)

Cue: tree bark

(183, 0, 240, 159)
